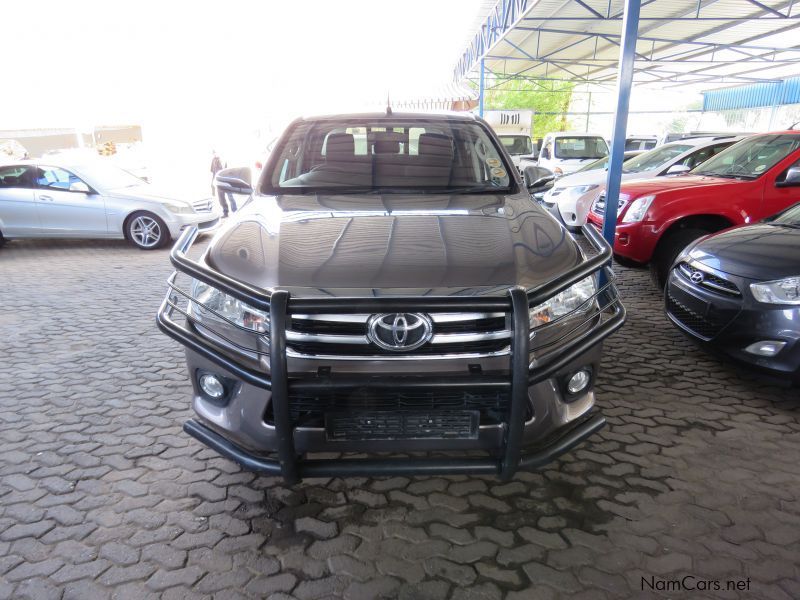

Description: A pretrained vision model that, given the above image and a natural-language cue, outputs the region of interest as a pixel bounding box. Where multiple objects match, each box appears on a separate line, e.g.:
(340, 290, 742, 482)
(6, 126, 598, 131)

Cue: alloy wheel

(130, 216, 162, 248)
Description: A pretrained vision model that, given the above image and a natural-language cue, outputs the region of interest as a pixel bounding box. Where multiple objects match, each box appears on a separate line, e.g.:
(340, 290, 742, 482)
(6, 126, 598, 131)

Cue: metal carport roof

(455, 0, 800, 87)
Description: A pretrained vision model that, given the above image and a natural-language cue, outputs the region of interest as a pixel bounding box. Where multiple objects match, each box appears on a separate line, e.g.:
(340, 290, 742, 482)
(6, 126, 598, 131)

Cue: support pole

(479, 59, 485, 118)
(602, 0, 641, 248)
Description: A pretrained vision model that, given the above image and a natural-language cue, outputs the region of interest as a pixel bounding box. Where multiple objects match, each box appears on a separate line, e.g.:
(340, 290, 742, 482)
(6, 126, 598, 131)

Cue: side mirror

(69, 181, 91, 193)
(776, 165, 800, 188)
(540, 148, 551, 160)
(215, 167, 253, 195)
(666, 164, 691, 175)
(523, 165, 555, 193)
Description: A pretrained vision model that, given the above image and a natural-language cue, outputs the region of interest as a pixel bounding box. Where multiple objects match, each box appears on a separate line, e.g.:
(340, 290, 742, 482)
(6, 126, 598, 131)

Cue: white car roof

(547, 131, 605, 138)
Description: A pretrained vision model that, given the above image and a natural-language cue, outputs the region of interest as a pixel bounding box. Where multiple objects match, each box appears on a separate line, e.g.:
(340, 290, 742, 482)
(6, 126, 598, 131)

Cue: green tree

(482, 78, 574, 138)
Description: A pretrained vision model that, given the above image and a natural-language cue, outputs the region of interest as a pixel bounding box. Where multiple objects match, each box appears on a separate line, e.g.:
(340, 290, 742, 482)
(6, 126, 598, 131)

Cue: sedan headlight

(621, 194, 655, 223)
(190, 279, 269, 333)
(750, 276, 800, 305)
(566, 184, 599, 196)
(165, 203, 195, 215)
(530, 276, 597, 328)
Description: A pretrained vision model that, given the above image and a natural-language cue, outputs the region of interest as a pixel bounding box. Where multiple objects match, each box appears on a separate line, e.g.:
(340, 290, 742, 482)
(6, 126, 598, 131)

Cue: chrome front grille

(592, 194, 628, 217)
(677, 262, 740, 296)
(192, 198, 215, 213)
(286, 312, 510, 358)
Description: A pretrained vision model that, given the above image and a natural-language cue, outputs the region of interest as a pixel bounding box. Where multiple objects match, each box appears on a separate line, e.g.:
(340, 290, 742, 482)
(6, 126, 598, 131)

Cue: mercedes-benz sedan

(0, 161, 221, 249)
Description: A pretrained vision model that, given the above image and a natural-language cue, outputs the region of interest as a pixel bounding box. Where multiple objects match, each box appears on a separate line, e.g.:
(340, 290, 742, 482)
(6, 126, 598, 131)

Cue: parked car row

(574, 130, 800, 382)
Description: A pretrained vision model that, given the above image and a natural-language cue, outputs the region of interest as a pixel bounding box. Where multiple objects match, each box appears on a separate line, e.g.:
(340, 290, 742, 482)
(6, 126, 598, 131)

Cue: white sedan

(0, 161, 221, 249)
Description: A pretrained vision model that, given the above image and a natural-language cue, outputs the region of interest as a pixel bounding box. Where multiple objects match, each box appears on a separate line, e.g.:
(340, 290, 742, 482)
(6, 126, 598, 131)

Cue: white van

(537, 132, 608, 178)
(483, 110, 534, 172)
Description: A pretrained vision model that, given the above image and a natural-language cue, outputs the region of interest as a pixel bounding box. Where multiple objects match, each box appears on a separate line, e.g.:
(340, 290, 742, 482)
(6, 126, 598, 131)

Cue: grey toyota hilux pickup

(157, 112, 625, 483)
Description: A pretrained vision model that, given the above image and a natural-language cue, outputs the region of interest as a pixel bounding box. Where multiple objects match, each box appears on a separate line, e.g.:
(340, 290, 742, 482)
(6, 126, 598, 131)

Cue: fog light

(567, 369, 591, 395)
(743, 341, 786, 357)
(199, 373, 225, 399)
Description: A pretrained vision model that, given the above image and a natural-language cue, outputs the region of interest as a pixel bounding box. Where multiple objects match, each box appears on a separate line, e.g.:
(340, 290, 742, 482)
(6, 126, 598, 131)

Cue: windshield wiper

(693, 171, 755, 180)
(770, 222, 800, 229)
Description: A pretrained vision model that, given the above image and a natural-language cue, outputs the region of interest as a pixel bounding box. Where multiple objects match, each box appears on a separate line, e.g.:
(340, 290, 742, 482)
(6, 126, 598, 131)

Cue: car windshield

(499, 135, 532, 155)
(771, 202, 800, 226)
(621, 144, 693, 173)
(84, 162, 144, 189)
(575, 152, 640, 173)
(692, 134, 800, 179)
(553, 137, 608, 160)
(265, 118, 512, 194)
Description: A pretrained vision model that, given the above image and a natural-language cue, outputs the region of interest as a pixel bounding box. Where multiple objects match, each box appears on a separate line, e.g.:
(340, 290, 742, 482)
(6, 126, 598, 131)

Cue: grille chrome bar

(677, 262, 740, 296)
(285, 330, 511, 345)
(292, 312, 506, 323)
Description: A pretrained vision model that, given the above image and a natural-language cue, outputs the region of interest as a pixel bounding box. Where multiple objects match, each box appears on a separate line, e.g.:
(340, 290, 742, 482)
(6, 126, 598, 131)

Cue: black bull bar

(157, 223, 625, 483)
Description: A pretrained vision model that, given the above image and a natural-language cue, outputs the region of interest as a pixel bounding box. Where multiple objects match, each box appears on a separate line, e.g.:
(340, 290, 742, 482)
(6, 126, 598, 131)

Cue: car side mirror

(541, 148, 551, 160)
(776, 165, 800, 188)
(69, 181, 91, 193)
(666, 164, 691, 175)
(215, 167, 253, 195)
(523, 165, 555, 193)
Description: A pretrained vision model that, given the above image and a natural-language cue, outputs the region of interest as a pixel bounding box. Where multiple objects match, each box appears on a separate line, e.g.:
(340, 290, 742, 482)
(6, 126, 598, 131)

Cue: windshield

(692, 134, 800, 179)
(772, 202, 800, 225)
(265, 118, 512, 194)
(554, 136, 608, 160)
(499, 135, 532, 155)
(84, 162, 144, 189)
(621, 144, 693, 173)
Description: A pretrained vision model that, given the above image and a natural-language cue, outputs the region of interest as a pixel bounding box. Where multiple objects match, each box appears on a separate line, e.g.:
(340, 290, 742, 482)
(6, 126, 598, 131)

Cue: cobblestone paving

(1, 237, 799, 600)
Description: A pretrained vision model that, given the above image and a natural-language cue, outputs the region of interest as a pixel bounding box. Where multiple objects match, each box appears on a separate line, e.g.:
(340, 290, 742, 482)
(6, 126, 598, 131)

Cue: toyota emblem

(690, 271, 704, 284)
(367, 313, 433, 352)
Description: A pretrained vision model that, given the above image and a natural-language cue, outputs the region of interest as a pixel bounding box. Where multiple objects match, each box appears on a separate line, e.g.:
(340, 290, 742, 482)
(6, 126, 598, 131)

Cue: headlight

(165, 203, 195, 215)
(530, 276, 596, 328)
(190, 279, 269, 332)
(621, 194, 655, 223)
(750, 276, 800, 305)
(567, 184, 599, 196)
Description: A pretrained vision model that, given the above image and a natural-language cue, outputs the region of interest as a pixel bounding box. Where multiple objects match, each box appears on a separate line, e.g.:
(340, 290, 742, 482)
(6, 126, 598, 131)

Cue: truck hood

(687, 223, 800, 281)
(205, 192, 581, 297)
(620, 174, 740, 197)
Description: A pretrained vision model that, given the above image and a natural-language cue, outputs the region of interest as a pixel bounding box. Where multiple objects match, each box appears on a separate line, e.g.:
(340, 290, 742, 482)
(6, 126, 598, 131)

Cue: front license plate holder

(326, 411, 480, 441)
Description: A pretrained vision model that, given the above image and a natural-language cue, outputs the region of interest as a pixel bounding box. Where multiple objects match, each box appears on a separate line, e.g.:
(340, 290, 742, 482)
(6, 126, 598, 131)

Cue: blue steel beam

(479, 59, 485, 118)
(603, 0, 641, 248)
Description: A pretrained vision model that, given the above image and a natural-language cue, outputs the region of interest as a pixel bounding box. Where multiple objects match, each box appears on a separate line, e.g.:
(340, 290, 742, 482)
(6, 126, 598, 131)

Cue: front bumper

(585, 213, 655, 264)
(666, 265, 800, 379)
(164, 209, 224, 239)
(157, 224, 625, 483)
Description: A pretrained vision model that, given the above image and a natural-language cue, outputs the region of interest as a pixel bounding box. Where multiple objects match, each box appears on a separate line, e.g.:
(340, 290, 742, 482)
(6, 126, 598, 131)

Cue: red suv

(587, 132, 800, 285)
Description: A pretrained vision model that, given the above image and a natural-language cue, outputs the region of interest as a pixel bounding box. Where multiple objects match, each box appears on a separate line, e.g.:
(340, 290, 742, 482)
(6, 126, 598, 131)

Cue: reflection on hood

(207, 193, 580, 296)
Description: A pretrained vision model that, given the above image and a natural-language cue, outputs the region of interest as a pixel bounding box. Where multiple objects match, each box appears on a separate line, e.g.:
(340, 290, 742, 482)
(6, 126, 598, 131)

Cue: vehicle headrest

(325, 133, 355, 162)
(418, 133, 454, 161)
(373, 132, 403, 155)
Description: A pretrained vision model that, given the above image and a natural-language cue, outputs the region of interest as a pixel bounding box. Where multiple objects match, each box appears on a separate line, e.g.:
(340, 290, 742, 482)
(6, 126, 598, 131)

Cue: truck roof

(298, 111, 479, 122)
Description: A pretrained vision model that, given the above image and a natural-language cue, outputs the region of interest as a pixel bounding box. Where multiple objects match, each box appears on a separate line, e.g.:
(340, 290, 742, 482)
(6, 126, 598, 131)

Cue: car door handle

(39, 195, 53, 201)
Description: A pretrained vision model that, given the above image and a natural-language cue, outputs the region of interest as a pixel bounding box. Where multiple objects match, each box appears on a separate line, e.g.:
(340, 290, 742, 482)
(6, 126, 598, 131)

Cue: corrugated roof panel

(702, 78, 800, 111)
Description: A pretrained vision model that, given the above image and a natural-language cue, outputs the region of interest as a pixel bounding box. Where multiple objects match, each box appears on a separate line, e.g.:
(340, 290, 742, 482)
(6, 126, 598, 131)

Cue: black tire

(650, 228, 708, 288)
(125, 211, 170, 250)
(0, 231, 5, 248)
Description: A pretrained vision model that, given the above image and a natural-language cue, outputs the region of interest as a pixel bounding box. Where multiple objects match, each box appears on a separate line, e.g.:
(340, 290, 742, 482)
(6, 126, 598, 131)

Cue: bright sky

(2, 0, 485, 192)
(3, 1, 483, 129)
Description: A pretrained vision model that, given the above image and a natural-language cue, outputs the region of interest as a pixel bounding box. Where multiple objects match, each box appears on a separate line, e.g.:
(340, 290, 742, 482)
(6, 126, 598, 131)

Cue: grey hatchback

(157, 112, 625, 483)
